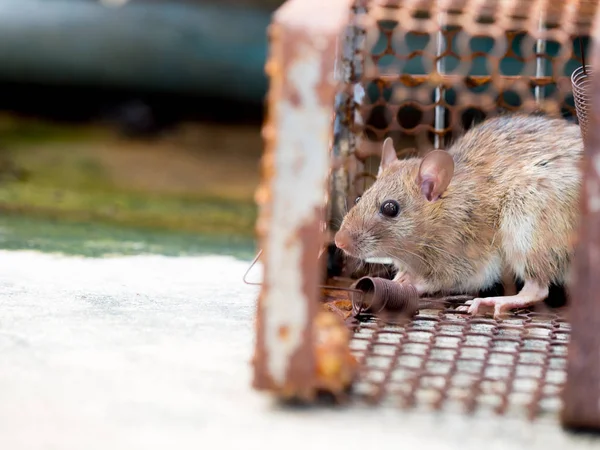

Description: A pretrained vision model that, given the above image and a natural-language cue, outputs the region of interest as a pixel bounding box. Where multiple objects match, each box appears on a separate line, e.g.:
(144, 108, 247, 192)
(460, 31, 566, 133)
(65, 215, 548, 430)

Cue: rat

(334, 113, 583, 318)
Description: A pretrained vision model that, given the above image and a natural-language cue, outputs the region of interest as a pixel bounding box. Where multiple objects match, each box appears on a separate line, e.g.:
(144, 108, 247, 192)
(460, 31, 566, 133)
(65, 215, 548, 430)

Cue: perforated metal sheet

(349, 0, 596, 157)
(347, 303, 569, 420)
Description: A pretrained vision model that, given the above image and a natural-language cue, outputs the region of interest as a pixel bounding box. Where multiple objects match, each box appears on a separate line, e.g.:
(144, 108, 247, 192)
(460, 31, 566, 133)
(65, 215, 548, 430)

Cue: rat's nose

(334, 229, 352, 251)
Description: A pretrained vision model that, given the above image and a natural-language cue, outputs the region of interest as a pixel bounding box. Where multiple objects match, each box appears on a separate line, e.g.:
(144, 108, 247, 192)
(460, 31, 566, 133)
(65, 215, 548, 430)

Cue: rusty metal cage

(253, 0, 600, 431)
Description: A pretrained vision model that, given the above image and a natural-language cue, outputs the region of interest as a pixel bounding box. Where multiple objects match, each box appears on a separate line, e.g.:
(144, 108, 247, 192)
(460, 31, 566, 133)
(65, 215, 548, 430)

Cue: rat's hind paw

(465, 297, 512, 318)
(456, 298, 507, 316)
(465, 280, 549, 319)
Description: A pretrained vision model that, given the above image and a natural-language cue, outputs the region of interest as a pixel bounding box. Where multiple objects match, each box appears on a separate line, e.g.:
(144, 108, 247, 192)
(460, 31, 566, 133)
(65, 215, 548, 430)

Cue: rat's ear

(418, 150, 455, 201)
(378, 138, 398, 175)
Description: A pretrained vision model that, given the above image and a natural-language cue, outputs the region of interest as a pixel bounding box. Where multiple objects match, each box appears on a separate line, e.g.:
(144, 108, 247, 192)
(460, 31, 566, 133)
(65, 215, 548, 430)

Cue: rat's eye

(380, 200, 400, 218)
(354, 196, 361, 205)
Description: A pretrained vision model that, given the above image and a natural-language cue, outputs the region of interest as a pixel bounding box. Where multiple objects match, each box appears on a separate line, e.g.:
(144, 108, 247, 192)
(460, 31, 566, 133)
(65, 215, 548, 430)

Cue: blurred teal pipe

(0, 1, 586, 106)
(0, 1, 271, 102)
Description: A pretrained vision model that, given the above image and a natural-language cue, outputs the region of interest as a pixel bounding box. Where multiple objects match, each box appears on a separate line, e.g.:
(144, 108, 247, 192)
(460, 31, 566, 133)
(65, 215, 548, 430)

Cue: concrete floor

(0, 250, 599, 450)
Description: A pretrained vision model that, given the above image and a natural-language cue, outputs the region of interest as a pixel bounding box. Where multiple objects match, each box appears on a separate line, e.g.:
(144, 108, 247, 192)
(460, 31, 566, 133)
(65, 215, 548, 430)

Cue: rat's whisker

(353, 258, 366, 275)
(418, 242, 457, 260)
(331, 217, 343, 229)
(387, 245, 434, 271)
(382, 250, 407, 268)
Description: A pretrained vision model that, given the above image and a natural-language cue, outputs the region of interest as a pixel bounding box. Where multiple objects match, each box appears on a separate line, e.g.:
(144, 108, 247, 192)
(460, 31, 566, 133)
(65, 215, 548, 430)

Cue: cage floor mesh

(345, 302, 570, 420)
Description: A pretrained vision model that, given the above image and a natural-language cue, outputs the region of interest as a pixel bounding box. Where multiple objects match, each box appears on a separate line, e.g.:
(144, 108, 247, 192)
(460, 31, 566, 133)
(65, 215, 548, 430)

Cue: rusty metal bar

(434, 11, 447, 149)
(371, 73, 570, 88)
(534, 13, 547, 103)
(253, 0, 353, 399)
(369, 1, 595, 33)
(562, 13, 600, 430)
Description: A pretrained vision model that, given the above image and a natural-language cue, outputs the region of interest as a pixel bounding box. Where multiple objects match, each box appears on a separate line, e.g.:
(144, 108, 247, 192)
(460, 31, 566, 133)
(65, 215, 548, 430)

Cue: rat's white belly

(456, 253, 503, 293)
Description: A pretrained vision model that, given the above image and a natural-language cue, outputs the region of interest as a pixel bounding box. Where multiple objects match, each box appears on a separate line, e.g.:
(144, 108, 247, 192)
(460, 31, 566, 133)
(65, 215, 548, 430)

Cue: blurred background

(0, 0, 286, 257)
(0, 0, 586, 258)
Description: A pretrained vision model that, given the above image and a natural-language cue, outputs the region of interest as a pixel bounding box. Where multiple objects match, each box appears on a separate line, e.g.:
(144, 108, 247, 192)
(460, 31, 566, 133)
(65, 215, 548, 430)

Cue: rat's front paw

(393, 271, 412, 284)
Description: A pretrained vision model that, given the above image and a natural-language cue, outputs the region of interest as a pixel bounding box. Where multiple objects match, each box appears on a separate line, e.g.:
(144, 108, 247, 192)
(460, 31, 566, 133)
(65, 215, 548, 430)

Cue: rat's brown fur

(337, 114, 583, 297)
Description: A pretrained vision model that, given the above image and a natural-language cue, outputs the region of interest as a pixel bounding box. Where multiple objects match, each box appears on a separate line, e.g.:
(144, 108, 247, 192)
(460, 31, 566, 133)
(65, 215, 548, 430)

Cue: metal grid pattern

(347, 302, 570, 419)
(352, 0, 596, 161)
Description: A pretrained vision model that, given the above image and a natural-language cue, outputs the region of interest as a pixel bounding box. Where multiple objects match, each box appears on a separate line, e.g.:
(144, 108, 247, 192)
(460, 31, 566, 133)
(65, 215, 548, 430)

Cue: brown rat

(334, 113, 583, 317)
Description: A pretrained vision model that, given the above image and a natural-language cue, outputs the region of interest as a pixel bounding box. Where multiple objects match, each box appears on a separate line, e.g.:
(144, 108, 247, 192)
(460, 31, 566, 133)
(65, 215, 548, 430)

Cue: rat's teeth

(365, 257, 394, 264)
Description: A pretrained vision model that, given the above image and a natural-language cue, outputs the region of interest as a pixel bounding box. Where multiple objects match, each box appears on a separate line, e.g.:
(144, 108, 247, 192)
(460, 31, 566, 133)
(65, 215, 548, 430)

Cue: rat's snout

(334, 229, 354, 253)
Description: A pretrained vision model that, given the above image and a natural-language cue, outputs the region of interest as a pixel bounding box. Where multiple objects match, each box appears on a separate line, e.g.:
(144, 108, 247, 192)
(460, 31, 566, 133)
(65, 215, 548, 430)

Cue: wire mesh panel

(352, 0, 595, 160)
(346, 301, 569, 419)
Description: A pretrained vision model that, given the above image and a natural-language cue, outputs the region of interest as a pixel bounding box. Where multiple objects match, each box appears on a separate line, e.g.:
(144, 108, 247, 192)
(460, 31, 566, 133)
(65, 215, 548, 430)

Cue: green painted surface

(0, 117, 261, 239)
(0, 214, 256, 259)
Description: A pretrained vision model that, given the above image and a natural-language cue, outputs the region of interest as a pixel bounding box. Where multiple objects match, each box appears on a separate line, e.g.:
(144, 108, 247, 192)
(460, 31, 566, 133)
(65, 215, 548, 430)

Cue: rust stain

(322, 299, 354, 320)
(318, 36, 341, 107)
(377, 74, 561, 89)
(280, 208, 324, 397)
(314, 310, 357, 394)
(288, 86, 302, 107)
(278, 325, 290, 341)
(278, 30, 339, 109)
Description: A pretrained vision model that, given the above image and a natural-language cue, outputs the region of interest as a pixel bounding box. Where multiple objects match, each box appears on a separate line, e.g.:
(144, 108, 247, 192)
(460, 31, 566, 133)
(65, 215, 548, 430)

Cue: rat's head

(334, 138, 455, 262)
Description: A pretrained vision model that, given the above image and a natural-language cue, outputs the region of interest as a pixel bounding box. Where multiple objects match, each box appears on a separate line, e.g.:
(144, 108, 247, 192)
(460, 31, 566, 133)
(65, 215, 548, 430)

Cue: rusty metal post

(562, 21, 600, 430)
(253, 0, 353, 399)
